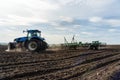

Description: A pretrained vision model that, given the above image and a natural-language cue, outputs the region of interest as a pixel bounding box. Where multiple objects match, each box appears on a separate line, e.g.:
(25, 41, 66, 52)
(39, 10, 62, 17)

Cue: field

(0, 45, 120, 80)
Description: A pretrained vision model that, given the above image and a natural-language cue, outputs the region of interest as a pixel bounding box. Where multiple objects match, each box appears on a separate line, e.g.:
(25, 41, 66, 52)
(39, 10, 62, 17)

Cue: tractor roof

(27, 30, 41, 33)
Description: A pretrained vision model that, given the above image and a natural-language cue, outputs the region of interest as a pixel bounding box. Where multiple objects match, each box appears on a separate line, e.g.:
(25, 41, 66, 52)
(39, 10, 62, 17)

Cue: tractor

(88, 41, 101, 50)
(6, 30, 48, 52)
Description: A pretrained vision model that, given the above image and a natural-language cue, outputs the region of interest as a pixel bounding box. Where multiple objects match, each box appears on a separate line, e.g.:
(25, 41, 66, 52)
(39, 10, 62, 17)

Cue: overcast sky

(0, 0, 120, 44)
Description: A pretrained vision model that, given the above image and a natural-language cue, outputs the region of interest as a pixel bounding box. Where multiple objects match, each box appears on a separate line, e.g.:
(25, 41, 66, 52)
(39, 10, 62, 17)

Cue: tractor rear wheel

(27, 39, 40, 52)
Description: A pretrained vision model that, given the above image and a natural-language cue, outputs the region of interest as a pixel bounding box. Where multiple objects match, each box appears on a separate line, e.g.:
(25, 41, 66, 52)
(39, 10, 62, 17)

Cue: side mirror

(23, 29, 28, 33)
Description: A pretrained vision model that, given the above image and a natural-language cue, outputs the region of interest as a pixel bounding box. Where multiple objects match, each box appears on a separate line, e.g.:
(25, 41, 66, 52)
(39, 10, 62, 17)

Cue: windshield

(27, 32, 40, 38)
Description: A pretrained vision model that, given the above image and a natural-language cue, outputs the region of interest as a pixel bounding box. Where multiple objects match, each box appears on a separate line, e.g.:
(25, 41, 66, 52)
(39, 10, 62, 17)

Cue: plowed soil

(0, 46, 120, 80)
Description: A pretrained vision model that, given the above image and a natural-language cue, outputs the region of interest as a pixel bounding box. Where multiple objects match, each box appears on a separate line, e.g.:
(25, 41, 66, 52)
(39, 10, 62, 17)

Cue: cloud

(54, 27, 68, 31)
(57, 0, 85, 6)
(0, 16, 47, 26)
(108, 29, 117, 32)
(106, 19, 120, 27)
(73, 25, 81, 29)
(0, 0, 120, 44)
(59, 16, 73, 22)
(89, 16, 120, 27)
(86, 0, 114, 8)
(89, 17, 102, 23)
(0, 0, 60, 26)
(81, 32, 93, 35)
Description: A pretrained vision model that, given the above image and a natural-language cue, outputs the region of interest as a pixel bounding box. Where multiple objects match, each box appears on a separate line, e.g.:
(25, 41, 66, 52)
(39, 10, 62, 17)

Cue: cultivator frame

(61, 35, 106, 50)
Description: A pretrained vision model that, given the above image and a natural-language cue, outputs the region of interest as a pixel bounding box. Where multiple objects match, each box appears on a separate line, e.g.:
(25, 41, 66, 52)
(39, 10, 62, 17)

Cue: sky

(0, 0, 120, 44)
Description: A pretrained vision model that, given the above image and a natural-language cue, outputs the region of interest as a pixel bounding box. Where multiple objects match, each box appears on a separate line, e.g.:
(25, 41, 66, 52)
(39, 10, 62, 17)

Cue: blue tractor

(6, 30, 48, 52)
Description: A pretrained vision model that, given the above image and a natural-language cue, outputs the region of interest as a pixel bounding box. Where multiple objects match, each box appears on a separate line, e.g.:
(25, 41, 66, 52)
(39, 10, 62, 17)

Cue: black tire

(27, 39, 47, 52)
(89, 45, 93, 50)
(40, 41, 48, 51)
(22, 40, 28, 48)
(8, 42, 15, 49)
(95, 46, 99, 50)
(27, 39, 40, 52)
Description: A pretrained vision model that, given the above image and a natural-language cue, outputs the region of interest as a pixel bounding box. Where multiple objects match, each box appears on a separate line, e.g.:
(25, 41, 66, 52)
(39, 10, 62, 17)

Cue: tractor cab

(26, 30, 44, 41)
(89, 41, 100, 50)
(27, 30, 41, 38)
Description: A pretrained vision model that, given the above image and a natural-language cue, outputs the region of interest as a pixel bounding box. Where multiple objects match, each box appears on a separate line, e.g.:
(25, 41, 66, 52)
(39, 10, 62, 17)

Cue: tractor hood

(14, 37, 27, 43)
